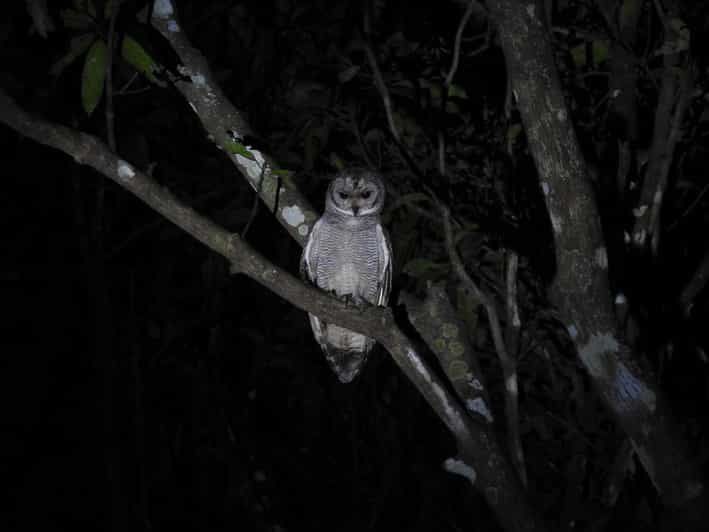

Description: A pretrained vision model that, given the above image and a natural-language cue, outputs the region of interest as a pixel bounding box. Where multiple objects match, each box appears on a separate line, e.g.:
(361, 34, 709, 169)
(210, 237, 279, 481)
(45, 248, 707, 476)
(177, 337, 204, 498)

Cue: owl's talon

(341, 293, 357, 306)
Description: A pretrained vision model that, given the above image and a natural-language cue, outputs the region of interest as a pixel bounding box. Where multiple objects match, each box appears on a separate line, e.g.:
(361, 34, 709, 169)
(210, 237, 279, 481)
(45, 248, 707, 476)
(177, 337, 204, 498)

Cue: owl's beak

(352, 206, 360, 216)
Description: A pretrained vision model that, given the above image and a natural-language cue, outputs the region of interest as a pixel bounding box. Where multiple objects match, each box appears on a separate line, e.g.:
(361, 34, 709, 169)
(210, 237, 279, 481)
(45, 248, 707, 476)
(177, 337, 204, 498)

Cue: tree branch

(0, 88, 544, 532)
(679, 247, 709, 316)
(443, 205, 527, 486)
(444, 0, 480, 88)
(402, 284, 494, 426)
(150, 0, 317, 246)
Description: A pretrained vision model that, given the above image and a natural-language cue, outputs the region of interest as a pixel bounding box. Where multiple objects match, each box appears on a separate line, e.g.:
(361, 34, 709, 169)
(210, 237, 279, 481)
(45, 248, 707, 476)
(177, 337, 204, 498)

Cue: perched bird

(301, 168, 393, 382)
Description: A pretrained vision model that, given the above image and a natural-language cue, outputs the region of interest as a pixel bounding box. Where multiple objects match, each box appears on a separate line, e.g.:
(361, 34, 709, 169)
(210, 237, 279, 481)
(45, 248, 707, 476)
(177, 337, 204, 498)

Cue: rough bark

(151, 0, 318, 246)
(485, 0, 702, 505)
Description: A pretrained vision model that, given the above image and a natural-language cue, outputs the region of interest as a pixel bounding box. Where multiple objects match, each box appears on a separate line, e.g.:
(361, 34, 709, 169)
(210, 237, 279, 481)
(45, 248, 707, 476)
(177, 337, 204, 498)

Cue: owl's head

(325, 169, 386, 218)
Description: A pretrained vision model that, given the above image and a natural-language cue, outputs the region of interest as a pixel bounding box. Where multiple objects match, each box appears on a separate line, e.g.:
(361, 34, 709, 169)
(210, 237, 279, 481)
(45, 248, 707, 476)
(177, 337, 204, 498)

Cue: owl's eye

(361, 190, 372, 199)
(338, 192, 349, 200)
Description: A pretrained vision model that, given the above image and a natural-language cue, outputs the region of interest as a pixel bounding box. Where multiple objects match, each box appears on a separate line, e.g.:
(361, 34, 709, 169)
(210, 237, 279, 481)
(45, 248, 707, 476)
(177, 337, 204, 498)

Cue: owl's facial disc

(327, 173, 384, 218)
(328, 176, 382, 217)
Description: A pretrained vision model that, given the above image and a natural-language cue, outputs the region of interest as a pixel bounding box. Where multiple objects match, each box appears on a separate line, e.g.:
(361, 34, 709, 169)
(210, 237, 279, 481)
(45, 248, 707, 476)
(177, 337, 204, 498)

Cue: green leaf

(572, 40, 609, 67)
(570, 44, 586, 68)
(403, 258, 450, 280)
(224, 139, 256, 160)
(329, 153, 345, 170)
(121, 34, 162, 84)
(592, 40, 609, 65)
(81, 39, 107, 116)
(447, 84, 468, 99)
(50, 33, 95, 77)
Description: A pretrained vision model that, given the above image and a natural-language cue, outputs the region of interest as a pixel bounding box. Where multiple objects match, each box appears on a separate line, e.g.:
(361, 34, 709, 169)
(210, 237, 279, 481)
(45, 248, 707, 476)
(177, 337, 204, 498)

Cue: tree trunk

(485, 0, 702, 506)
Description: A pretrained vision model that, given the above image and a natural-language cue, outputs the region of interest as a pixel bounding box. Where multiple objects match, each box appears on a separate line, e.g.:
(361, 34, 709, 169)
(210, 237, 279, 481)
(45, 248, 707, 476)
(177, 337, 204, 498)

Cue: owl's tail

(309, 314, 375, 382)
(322, 343, 372, 383)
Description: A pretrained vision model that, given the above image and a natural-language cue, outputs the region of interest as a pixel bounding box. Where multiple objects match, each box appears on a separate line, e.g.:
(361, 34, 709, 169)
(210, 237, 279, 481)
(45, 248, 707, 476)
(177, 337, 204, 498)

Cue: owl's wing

(376, 223, 393, 306)
(301, 219, 329, 349)
(300, 219, 323, 283)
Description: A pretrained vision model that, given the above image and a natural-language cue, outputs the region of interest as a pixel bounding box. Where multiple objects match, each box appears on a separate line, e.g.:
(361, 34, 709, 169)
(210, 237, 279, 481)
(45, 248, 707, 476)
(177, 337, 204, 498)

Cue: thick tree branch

(0, 89, 545, 532)
(150, 0, 316, 246)
(402, 284, 494, 426)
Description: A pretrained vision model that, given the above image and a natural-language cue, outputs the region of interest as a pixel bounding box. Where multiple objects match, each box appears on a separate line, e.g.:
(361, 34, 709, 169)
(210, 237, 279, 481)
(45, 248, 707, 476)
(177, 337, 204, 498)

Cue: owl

(301, 169, 393, 383)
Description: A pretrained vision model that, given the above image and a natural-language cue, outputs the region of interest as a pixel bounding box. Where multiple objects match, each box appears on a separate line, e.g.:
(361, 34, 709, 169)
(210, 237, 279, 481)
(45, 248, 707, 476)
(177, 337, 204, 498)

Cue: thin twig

(504, 250, 526, 484)
(437, 131, 446, 175)
(442, 206, 527, 486)
(349, 103, 376, 169)
(444, 0, 476, 88)
(105, 0, 121, 152)
(505, 251, 520, 355)
(241, 164, 267, 239)
(667, 179, 709, 232)
(679, 247, 709, 316)
(105, 182, 238, 260)
(652, 0, 669, 31)
(647, 68, 692, 242)
(360, 6, 430, 184)
(631, 44, 690, 250)
(602, 438, 634, 507)
(117, 72, 140, 94)
(95, 0, 121, 247)
(363, 7, 400, 142)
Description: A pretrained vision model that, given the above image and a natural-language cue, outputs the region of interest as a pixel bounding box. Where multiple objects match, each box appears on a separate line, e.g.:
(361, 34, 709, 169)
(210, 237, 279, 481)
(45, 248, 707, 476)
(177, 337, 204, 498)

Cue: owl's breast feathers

(305, 218, 386, 302)
(301, 215, 392, 382)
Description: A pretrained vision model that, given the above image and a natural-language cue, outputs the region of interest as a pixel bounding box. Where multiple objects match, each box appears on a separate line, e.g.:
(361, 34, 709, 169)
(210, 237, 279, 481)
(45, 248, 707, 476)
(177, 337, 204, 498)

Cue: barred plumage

(301, 169, 392, 383)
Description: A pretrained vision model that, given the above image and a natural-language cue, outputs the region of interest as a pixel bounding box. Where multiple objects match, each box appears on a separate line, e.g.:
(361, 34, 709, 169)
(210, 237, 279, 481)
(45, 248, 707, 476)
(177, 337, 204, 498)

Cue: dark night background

(2, 1, 709, 531)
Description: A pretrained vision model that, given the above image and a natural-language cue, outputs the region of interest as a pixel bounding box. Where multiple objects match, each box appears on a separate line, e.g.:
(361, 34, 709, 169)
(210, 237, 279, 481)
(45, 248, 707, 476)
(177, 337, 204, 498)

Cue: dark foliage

(2, 1, 709, 531)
